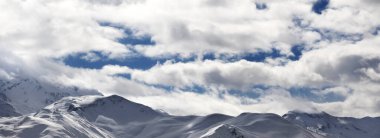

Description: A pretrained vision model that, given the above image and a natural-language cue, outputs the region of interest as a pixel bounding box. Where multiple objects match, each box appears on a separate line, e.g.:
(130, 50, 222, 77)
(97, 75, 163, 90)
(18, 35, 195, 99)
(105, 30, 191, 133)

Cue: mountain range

(1, 78, 379, 138)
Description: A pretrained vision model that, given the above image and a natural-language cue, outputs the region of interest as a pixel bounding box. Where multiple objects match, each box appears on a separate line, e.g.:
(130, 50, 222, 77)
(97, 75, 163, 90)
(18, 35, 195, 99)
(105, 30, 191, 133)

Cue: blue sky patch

(99, 22, 155, 46)
(63, 51, 201, 70)
(241, 49, 282, 62)
(202, 47, 304, 62)
(312, 0, 329, 14)
(289, 45, 304, 61)
(255, 2, 267, 10)
(118, 34, 155, 46)
(63, 51, 162, 70)
(180, 84, 207, 93)
(202, 49, 283, 62)
(114, 73, 131, 80)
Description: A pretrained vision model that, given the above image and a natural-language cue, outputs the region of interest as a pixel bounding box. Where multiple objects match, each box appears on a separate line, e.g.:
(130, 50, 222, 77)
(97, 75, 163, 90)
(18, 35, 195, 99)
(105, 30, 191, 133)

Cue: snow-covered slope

(116, 113, 233, 138)
(0, 78, 101, 115)
(0, 93, 20, 117)
(1, 94, 380, 138)
(197, 113, 322, 138)
(71, 95, 165, 124)
(0, 95, 167, 138)
(0, 104, 113, 138)
(0, 95, 319, 138)
(283, 111, 380, 138)
(201, 124, 253, 138)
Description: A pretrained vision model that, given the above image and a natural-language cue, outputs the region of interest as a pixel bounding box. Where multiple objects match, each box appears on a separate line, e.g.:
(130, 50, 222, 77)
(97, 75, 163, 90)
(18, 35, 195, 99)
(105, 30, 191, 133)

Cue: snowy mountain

(0, 78, 101, 115)
(0, 97, 113, 138)
(283, 111, 380, 138)
(1, 83, 380, 138)
(0, 94, 367, 138)
(200, 113, 320, 138)
(201, 124, 250, 138)
(0, 95, 168, 138)
(0, 93, 20, 117)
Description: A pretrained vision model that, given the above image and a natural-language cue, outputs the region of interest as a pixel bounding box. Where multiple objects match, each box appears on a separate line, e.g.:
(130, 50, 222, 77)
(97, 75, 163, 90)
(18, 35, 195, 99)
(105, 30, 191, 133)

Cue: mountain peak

(0, 77, 101, 115)
(201, 124, 247, 138)
(89, 94, 136, 106)
(44, 95, 166, 125)
(282, 111, 333, 119)
(283, 110, 380, 138)
(106, 94, 125, 100)
(3, 94, 380, 138)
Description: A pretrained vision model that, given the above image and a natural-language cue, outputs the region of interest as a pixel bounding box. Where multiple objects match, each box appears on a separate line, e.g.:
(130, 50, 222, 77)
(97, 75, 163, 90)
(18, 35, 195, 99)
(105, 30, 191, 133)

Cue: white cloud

(131, 59, 320, 90)
(129, 88, 316, 116)
(132, 36, 380, 90)
(129, 34, 380, 117)
(81, 52, 102, 62)
(0, 0, 130, 59)
(0, 0, 380, 117)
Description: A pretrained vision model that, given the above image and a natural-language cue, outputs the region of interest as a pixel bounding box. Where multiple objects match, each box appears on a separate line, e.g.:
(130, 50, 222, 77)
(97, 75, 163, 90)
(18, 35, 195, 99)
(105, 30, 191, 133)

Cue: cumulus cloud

(0, 0, 130, 58)
(132, 36, 380, 89)
(129, 32, 380, 116)
(131, 60, 317, 90)
(0, 0, 380, 117)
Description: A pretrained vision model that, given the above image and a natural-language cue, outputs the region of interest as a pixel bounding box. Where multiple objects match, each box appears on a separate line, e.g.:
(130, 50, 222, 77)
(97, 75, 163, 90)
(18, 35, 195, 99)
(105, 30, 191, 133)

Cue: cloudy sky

(1, 0, 380, 117)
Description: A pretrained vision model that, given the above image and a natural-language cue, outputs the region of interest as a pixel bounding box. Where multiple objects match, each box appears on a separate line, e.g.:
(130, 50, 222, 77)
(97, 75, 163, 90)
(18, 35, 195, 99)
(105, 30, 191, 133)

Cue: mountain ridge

(0, 77, 101, 115)
(1, 94, 379, 138)
(1, 77, 379, 138)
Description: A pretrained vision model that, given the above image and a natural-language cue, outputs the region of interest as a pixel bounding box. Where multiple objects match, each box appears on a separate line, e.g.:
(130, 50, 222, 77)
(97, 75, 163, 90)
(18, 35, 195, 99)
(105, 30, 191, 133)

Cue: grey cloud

(364, 0, 380, 4)
(203, 0, 229, 7)
(169, 22, 192, 41)
(167, 22, 262, 53)
(315, 55, 380, 83)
